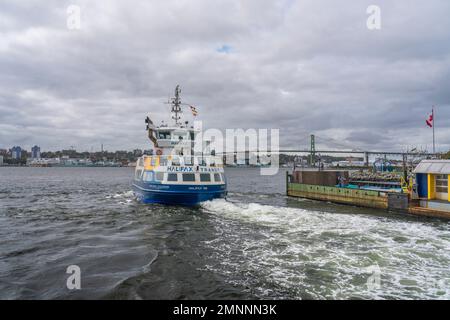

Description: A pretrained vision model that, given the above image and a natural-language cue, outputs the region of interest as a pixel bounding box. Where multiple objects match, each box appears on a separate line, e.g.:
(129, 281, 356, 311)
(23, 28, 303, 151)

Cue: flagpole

(432, 106, 435, 154)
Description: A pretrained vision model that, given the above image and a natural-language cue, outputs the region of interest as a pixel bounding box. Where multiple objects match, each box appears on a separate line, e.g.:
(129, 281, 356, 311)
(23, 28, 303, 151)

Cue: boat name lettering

(167, 166, 222, 173)
(199, 167, 221, 173)
(167, 166, 194, 172)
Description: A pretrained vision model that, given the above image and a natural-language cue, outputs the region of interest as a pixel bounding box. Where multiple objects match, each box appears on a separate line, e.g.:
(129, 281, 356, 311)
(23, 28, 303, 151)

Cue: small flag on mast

(426, 111, 433, 128)
(190, 105, 198, 117)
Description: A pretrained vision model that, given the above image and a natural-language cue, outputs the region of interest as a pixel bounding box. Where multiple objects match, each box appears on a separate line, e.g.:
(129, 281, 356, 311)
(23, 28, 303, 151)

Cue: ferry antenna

(170, 85, 182, 125)
(164, 85, 196, 126)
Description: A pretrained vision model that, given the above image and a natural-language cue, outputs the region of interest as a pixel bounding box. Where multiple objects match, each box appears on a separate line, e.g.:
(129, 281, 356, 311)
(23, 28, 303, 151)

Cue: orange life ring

(156, 149, 163, 156)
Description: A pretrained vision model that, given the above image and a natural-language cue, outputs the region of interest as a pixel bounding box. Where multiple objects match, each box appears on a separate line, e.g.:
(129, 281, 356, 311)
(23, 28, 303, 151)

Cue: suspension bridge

(219, 134, 437, 166)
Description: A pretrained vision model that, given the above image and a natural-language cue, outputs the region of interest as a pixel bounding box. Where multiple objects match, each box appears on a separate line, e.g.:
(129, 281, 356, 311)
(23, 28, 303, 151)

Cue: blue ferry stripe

(132, 183, 226, 194)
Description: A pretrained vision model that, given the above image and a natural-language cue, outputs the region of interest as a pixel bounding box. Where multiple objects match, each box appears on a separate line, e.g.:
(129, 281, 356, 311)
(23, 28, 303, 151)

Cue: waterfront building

(11, 146, 22, 160)
(414, 160, 450, 203)
(31, 145, 41, 159)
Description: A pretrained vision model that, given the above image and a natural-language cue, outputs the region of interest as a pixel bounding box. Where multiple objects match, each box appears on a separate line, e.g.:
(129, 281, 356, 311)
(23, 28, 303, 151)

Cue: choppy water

(0, 167, 449, 300)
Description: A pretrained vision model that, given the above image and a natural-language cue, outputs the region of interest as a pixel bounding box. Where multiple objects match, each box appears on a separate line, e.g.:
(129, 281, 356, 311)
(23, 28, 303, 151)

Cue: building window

(182, 173, 196, 182)
(167, 173, 178, 182)
(200, 173, 211, 182)
(214, 173, 221, 182)
(436, 175, 448, 193)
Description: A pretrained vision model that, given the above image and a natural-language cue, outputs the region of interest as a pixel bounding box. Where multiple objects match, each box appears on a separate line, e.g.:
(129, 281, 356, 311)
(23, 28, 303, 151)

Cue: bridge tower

(310, 134, 316, 167)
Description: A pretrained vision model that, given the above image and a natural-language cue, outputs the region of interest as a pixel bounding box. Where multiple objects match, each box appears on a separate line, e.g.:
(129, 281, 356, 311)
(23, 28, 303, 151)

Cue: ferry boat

(132, 85, 227, 206)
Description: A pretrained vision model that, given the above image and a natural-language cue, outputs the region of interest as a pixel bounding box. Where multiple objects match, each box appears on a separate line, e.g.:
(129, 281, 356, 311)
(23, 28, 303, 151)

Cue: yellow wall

(448, 175, 450, 202)
(428, 174, 436, 200)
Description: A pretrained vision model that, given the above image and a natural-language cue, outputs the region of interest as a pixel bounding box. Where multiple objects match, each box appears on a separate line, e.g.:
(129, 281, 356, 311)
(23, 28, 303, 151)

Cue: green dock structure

(287, 182, 389, 209)
(286, 166, 450, 220)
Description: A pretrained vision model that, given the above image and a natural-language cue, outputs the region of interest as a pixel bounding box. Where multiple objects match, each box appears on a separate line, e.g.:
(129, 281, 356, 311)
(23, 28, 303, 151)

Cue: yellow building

(414, 160, 450, 202)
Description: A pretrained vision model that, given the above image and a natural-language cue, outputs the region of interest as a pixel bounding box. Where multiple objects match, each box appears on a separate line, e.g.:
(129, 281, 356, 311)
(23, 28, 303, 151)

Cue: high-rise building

(11, 146, 22, 160)
(31, 145, 41, 159)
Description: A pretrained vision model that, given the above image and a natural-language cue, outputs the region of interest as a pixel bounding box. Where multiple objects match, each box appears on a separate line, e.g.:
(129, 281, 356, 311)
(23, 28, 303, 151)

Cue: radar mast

(171, 85, 182, 126)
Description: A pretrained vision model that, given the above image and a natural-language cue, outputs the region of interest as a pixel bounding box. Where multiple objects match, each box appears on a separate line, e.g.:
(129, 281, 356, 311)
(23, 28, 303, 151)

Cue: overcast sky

(1, 0, 449, 153)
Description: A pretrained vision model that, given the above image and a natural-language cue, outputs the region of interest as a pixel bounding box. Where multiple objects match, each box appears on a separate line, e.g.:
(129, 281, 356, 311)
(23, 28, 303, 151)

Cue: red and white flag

(190, 105, 198, 117)
(426, 111, 433, 128)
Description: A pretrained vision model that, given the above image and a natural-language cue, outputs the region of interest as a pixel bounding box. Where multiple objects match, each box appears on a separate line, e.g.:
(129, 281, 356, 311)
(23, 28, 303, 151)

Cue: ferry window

(184, 157, 193, 165)
(135, 170, 143, 180)
(172, 157, 181, 166)
(182, 173, 196, 182)
(160, 157, 168, 166)
(155, 172, 164, 181)
(158, 131, 170, 139)
(220, 173, 225, 182)
(214, 173, 221, 182)
(143, 171, 154, 181)
(200, 173, 211, 182)
(167, 173, 178, 182)
(151, 157, 157, 166)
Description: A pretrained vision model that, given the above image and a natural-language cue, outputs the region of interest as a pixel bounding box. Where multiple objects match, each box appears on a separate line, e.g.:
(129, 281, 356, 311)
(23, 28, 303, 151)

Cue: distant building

(0, 155, 3, 166)
(31, 145, 41, 159)
(11, 146, 22, 160)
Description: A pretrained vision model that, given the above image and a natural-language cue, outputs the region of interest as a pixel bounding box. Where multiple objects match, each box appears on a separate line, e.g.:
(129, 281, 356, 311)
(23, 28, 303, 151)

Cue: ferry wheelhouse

(132, 86, 227, 206)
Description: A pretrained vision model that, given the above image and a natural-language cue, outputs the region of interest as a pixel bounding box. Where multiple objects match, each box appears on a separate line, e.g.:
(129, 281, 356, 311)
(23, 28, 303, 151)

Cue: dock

(286, 162, 450, 220)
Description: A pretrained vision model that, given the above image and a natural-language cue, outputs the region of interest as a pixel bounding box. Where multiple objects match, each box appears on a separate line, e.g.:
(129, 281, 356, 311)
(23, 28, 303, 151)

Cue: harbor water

(0, 167, 449, 299)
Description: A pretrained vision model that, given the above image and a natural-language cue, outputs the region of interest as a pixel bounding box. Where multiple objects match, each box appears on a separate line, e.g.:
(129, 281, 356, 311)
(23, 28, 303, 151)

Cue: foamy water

(201, 199, 450, 299)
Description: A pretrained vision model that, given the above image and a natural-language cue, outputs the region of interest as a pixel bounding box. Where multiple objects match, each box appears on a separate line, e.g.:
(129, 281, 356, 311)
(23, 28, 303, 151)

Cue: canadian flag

(426, 111, 433, 128)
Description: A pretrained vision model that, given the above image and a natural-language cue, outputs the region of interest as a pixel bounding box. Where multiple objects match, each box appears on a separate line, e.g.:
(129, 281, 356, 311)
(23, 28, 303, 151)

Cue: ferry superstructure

(132, 85, 227, 206)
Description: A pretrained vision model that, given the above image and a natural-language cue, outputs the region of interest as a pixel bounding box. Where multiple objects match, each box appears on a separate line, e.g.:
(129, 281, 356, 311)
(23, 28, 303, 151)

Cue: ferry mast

(171, 85, 183, 126)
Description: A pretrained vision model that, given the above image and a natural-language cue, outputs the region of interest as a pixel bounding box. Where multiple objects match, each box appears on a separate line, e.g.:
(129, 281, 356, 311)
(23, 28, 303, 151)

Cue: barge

(287, 161, 450, 219)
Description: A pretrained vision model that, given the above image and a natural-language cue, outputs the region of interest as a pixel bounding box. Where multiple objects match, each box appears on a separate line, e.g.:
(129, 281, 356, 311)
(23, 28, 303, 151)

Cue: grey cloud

(0, 0, 449, 153)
